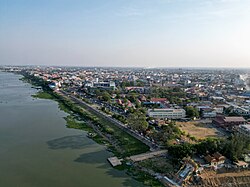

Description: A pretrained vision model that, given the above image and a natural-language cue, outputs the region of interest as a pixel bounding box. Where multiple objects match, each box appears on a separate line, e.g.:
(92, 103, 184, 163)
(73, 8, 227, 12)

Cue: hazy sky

(1, 0, 250, 67)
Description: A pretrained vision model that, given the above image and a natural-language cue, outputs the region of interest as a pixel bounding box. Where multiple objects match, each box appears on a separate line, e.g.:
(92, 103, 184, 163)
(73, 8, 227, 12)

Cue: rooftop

(224, 117, 246, 122)
(148, 108, 185, 112)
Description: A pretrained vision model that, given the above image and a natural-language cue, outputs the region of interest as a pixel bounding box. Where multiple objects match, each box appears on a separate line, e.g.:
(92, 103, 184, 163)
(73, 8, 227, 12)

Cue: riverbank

(21, 73, 163, 187)
(0, 72, 148, 187)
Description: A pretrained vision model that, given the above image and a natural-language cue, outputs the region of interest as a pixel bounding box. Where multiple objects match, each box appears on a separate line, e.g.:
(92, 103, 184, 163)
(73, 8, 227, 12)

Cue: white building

(84, 81, 116, 90)
(147, 108, 186, 119)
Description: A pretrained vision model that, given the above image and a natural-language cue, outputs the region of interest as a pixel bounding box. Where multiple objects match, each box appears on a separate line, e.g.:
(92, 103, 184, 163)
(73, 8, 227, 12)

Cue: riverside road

(57, 90, 159, 151)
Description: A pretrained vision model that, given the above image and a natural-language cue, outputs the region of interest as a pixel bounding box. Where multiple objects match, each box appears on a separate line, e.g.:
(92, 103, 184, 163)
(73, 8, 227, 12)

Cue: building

(201, 108, 217, 118)
(212, 116, 246, 130)
(234, 161, 249, 169)
(238, 124, 250, 138)
(150, 98, 168, 104)
(213, 106, 224, 114)
(84, 81, 116, 90)
(147, 108, 186, 119)
(125, 87, 145, 93)
(204, 152, 226, 168)
(234, 107, 250, 116)
(175, 158, 198, 185)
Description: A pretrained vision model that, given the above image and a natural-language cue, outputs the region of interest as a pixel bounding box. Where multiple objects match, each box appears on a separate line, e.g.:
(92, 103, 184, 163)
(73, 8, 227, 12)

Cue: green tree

(127, 112, 148, 132)
(185, 106, 199, 118)
(223, 134, 250, 161)
(195, 138, 222, 155)
(101, 91, 111, 102)
(168, 143, 195, 160)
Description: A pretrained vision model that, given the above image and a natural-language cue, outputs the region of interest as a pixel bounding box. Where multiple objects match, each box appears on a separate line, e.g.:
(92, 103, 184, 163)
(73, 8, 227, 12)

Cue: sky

(0, 0, 250, 68)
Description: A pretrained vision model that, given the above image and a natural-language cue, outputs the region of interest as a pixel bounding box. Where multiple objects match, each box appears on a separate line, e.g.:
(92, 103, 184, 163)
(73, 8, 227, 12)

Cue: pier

(107, 157, 122, 167)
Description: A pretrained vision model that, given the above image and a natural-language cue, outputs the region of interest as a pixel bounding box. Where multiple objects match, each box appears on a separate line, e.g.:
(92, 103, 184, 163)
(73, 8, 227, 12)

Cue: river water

(0, 72, 143, 187)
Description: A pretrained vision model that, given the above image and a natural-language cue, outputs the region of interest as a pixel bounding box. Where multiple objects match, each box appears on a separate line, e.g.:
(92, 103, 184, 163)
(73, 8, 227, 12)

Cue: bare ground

(176, 121, 225, 140)
(192, 170, 250, 187)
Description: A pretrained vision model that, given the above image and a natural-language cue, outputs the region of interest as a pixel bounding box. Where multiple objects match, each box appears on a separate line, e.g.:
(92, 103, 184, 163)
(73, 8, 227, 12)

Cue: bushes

(112, 114, 127, 124)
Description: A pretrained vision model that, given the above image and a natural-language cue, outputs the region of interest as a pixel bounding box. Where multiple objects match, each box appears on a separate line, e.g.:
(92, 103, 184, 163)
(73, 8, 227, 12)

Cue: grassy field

(32, 91, 56, 100)
(176, 121, 224, 140)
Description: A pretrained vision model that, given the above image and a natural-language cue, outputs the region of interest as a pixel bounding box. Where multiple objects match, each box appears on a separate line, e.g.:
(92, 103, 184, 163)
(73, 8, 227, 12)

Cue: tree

(223, 134, 250, 161)
(135, 100, 141, 108)
(195, 138, 222, 155)
(101, 91, 111, 102)
(185, 106, 199, 118)
(168, 143, 195, 160)
(127, 112, 148, 132)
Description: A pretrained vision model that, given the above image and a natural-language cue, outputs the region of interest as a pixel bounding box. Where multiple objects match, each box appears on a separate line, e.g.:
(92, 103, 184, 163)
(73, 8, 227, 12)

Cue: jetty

(107, 157, 122, 167)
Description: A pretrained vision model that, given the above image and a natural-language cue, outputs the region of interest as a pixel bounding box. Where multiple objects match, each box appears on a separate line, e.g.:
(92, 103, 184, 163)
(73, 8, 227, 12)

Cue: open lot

(197, 170, 250, 187)
(176, 121, 225, 140)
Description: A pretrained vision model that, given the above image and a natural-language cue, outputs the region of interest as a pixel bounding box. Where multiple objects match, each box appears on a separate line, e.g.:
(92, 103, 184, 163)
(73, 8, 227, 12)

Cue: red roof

(150, 98, 168, 103)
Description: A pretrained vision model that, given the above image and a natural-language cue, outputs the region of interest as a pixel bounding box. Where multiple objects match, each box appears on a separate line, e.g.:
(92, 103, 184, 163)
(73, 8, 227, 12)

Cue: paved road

(57, 90, 159, 151)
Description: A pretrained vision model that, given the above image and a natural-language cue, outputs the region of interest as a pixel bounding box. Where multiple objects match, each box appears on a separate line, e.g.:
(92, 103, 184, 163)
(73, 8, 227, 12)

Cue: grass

(138, 157, 174, 174)
(127, 166, 164, 187)
(92, 112, 150, 157)
(48, 91, 150, 157)
(32, 91, 56, 100)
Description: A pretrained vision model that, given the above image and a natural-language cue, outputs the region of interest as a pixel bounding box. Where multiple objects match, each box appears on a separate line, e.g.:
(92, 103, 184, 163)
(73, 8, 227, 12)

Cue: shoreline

(20, 73, 164, 187)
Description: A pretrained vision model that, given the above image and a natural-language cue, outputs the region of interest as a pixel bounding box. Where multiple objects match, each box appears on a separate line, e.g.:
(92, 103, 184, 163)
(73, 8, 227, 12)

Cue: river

(0, 72, 144, 187)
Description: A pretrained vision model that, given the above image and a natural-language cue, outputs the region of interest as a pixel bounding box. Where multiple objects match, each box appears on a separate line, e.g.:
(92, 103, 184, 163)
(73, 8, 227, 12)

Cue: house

(125, 87, 145, 93)
(204, 155, 217, 167)
(205, 152, 226, 167)
(211, 96, 226, 102)
(213, 116, 246, 130)
(150, 98, 168, 104)
(234, 161, 249, 169)
(138, 95, 147, 102)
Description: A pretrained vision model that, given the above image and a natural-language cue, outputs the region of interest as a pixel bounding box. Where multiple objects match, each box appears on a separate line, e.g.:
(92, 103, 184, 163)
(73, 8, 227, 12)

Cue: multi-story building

(147, 108, 186, 119)
(84, 81, 116, 90)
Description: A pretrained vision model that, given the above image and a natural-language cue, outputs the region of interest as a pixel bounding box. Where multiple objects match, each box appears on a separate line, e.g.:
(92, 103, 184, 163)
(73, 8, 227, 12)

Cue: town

(2, 66, 250, 187)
